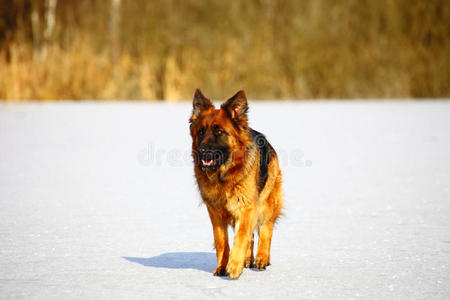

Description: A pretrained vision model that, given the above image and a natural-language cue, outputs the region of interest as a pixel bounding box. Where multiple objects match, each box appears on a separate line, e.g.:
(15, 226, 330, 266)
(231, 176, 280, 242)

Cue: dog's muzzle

(197, 146, 228, 170)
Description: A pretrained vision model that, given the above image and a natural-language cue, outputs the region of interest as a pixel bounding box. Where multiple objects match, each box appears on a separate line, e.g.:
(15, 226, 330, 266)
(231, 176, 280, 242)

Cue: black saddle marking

(249, 129, 272, 193)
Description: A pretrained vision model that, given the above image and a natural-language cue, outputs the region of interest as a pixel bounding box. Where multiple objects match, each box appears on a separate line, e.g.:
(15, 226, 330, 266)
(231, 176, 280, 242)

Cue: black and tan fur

(189, 89, 283, 279)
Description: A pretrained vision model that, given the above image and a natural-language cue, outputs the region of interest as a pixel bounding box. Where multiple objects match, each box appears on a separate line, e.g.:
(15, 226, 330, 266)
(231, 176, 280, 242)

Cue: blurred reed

(0, 0, 448, 100)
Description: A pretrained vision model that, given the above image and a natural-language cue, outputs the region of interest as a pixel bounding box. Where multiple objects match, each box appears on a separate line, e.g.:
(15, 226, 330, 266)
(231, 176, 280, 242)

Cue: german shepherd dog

(189, 89, 283, 279)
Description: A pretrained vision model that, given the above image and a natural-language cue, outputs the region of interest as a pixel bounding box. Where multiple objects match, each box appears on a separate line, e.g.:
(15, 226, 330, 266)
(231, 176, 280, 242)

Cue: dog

(189, 89, 283, 279)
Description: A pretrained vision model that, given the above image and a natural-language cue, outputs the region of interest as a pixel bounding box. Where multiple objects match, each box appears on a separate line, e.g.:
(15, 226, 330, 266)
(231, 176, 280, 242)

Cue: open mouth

(201, 158, 217, 167)
(197, 148, 229, 170)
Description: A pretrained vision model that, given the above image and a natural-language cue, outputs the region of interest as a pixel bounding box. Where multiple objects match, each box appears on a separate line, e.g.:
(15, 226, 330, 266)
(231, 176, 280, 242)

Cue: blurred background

(0, 0, 449, 101)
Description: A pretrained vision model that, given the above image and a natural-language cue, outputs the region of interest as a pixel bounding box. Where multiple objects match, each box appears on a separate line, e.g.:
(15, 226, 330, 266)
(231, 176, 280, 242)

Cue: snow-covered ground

(0, 101, 449, 299)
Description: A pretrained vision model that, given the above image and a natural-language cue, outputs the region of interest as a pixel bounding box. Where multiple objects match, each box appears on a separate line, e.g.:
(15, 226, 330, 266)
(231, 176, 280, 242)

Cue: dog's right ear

(190, 89, 213, 124)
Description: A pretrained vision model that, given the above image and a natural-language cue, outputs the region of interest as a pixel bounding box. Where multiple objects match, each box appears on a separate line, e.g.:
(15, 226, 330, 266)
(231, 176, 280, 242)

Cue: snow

(0, 100, 449, 299)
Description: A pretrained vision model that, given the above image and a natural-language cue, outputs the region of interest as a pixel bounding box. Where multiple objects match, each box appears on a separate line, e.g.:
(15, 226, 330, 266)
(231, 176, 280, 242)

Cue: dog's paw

(226, 260, 243, 279)
(213, 266, 228, 276)
(244, 258, 254, 268)
(254, 256, 270, 270)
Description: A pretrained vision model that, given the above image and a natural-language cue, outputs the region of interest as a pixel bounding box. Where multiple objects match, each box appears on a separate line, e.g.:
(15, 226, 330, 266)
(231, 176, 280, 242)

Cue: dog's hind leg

(244, 233, 254, 268)
(255, 175, 282, 270)
(255, 221, 274, 270)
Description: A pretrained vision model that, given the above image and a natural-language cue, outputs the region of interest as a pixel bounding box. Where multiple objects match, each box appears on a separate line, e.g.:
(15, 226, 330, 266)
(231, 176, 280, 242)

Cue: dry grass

(0, 0, 449, 100)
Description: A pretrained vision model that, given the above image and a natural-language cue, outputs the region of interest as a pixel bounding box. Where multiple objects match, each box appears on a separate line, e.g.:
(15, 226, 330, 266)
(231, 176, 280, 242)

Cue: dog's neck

(203, 144, 257, 184)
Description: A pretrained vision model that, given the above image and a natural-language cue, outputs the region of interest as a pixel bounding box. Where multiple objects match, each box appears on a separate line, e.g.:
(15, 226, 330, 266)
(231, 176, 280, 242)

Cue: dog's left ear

(221, 90, 248, 123)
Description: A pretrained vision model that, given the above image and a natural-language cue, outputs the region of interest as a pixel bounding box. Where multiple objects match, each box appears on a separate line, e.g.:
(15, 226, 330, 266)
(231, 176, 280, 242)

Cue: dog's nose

(198, 145, 208, 154)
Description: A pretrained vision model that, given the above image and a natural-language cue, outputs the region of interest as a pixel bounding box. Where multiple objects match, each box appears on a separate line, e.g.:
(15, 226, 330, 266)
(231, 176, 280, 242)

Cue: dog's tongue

(202, 159, 215, 166)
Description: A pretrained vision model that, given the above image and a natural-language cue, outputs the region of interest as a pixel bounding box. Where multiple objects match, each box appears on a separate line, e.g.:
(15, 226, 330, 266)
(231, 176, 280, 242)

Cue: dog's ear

(190, 89, 213, 123)
(221, 90, 248, 124)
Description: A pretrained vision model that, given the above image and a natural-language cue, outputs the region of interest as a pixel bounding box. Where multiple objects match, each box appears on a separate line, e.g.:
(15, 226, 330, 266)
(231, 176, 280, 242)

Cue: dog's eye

(216, 129, 224, 135)
(198, 128, 205, 136)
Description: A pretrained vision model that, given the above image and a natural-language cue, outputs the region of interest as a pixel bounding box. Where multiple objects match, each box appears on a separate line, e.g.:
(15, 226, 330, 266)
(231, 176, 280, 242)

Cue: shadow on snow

(123, 252, 216, 273)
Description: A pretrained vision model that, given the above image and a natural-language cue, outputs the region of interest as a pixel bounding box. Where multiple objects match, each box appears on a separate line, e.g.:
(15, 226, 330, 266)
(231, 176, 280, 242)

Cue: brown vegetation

(0, 0, 449, 100)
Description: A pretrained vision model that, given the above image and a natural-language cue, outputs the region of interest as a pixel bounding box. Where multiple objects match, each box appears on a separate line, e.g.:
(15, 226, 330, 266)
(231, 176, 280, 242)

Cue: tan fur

(190, 89, 283, 279)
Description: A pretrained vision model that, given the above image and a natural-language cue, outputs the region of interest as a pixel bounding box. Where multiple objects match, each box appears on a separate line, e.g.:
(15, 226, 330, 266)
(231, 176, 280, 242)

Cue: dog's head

(189, 89, 250, 171)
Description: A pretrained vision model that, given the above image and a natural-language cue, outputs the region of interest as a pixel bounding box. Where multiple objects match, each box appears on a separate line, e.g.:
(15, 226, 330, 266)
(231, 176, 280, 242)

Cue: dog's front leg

(207, 206, 229, 276)
(227, 208, 257, 279)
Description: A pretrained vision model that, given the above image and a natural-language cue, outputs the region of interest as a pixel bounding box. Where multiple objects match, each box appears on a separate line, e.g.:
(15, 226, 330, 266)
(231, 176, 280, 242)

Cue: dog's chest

(200, 179, 256, 215)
